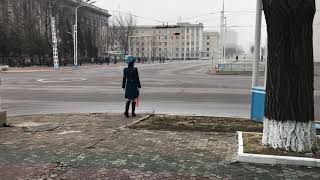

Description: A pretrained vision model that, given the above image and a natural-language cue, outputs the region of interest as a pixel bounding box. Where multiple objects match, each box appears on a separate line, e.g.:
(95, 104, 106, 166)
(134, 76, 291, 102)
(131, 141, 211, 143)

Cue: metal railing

(218, 63, 266, 72)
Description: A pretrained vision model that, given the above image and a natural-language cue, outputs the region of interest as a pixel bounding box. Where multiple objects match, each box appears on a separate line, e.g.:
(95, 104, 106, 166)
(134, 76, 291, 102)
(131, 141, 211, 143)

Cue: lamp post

(74, 0, 96, 69)
(252, 0, 263, 87)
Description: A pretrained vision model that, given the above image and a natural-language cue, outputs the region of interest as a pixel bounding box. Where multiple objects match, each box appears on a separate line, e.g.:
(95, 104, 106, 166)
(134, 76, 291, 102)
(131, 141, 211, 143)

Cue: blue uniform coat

(122, 67, 141, 99)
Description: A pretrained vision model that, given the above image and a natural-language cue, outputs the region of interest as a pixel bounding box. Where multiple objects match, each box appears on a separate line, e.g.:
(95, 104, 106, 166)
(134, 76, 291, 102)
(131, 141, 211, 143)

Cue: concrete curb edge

(237, 131, 320, 167)
(119, 114, 153, 130)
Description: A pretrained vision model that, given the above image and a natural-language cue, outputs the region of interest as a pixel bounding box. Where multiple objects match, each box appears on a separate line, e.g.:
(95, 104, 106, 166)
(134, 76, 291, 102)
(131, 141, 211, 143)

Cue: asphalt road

(1, 60, 320, 120)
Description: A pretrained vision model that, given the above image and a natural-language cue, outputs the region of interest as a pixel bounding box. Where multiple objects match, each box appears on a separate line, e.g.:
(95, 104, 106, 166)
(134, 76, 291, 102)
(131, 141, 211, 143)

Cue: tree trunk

(262, 0, 317, 152)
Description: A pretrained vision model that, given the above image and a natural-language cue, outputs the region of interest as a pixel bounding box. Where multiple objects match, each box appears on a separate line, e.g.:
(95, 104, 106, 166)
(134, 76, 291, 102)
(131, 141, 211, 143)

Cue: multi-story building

(314, 0, 320, 62)
(225, 29, 239, 47)
(60, 0, 111, 57)
(202, 31, 220, 59)
(0, 0, 110, 59)
(129, 22, 219, 60)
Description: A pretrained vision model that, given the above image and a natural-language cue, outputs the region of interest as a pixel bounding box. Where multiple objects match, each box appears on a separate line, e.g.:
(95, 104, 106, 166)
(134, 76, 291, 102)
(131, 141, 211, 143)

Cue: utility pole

(220, 0, 225, 62)
(224, 16, 227, 63)
(252, 0, 263, 87)
(74, 0, 96, 69)
(128, 36, 131, 55)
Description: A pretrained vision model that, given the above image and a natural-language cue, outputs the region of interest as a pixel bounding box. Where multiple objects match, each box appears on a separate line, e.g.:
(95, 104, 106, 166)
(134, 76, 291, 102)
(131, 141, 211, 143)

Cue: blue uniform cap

(126, 55, 135, 64)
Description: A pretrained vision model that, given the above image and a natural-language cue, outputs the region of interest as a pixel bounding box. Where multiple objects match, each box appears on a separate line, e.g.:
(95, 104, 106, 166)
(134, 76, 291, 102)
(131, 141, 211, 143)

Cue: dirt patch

(128, 115, 263, 133)
(243, 133, 320, 159)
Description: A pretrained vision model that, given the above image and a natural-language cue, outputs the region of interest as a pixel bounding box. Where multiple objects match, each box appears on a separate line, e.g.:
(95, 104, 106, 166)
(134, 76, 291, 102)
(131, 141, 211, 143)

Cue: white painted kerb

(237, 131, 320, 167)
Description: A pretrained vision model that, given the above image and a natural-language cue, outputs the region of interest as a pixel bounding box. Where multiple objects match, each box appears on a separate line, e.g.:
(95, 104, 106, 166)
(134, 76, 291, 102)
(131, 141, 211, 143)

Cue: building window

(159, 48, 162, 51)
(191, 42, 194, 45)
(207, 42, 210, 45)
(176, 48, 179, 51)
(207, 36, 210, 40)
(176, 54, 179, 57)
(142, 42, 144, 46)
(165, 36, 168, 39)
(142, 48, 145, 51)
(159, 42, 162, 45)
(187, 48, 189, 51)
(191, 53, 194, 57)
(207, 53, 210, 57)
(187, 42, 190, 45)
(196, 53, 199, 57)
(207, 48, 210, 51)
(164, 42, 167, 46)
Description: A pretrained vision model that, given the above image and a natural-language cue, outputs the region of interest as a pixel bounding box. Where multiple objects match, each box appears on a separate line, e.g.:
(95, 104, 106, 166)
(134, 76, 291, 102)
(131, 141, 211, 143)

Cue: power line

(109, 9, 166, 24)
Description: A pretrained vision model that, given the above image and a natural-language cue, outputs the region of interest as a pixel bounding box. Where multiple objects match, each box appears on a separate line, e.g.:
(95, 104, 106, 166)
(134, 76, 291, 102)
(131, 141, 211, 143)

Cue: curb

(237, 131, 320, 167)
(119, 114, 153, 130)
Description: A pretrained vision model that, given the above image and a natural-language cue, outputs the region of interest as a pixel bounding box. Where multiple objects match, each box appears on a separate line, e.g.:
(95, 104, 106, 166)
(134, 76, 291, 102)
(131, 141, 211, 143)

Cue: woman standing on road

(122, 56, 141, 118)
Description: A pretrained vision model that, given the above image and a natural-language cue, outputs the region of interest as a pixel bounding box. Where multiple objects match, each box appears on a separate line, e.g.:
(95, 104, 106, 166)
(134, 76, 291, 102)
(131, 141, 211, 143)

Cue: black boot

(124, 101, 130, 118)
(132, 102, 137, 117)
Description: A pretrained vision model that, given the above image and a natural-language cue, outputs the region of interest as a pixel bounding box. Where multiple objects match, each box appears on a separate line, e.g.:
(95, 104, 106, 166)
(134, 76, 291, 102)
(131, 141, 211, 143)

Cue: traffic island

(0, 111, 7, 127)
(237, 132, 320, 167)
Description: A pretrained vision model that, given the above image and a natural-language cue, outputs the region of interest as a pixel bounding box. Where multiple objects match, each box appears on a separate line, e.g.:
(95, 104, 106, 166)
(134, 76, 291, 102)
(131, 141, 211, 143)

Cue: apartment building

(129, 23, 219, 60)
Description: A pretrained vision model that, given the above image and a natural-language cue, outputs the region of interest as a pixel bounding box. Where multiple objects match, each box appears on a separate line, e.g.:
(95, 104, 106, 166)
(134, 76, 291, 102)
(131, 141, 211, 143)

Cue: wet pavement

(1, 113, 320, 180)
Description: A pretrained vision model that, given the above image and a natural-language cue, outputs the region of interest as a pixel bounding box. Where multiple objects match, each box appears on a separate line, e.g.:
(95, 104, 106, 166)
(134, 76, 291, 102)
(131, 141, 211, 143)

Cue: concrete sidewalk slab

(1, 113, 320, 179)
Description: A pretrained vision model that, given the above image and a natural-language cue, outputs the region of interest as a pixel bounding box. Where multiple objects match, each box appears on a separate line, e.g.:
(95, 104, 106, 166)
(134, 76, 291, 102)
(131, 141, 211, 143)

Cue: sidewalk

(1, 113, 320, 179)
(1, 63, 125, 73)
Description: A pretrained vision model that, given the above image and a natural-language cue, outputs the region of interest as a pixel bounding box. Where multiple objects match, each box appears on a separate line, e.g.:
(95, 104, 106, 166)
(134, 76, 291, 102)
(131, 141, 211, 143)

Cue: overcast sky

(95, 0, 269, 51)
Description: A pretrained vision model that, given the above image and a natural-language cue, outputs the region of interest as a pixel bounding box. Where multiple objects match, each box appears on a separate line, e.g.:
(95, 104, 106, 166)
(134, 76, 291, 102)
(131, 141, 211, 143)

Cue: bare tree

(109, 13, 137, 54)
(262, 0, 317, 152)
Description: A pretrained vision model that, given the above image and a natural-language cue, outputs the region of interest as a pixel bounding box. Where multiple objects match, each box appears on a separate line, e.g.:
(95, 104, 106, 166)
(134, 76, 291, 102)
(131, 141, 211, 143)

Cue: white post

(252, 0, 263, 87)
(74, 8, 78, 67)
(189, 28, 192, 60)
(184, 27, 187, 60)
(223, 17, 227, 63)
(51, 17, 59, 70)
(170, 30, 174, 62)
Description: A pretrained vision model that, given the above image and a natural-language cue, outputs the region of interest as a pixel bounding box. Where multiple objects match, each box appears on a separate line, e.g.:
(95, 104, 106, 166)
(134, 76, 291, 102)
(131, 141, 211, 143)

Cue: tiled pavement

(0, 113, 319, 180)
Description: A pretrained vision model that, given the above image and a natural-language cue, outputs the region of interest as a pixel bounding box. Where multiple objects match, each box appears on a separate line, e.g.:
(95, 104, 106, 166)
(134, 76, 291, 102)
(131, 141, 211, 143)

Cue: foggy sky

(95, 0, 269, 51)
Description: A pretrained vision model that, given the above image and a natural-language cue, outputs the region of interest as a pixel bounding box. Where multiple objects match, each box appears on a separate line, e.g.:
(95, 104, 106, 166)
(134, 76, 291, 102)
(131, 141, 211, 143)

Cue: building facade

(129, 23, 219, 60)
(0, 0, 110, 62)
(202, 31, 220, 59)
(225, 29, 238, 47)
(314, 0, 320, 62)
(59, 0, 111, 57)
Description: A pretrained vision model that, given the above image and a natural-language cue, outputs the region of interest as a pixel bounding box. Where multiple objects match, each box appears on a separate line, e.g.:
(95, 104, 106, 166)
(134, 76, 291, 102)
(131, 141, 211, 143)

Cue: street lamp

(73, 0, 96, 69)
